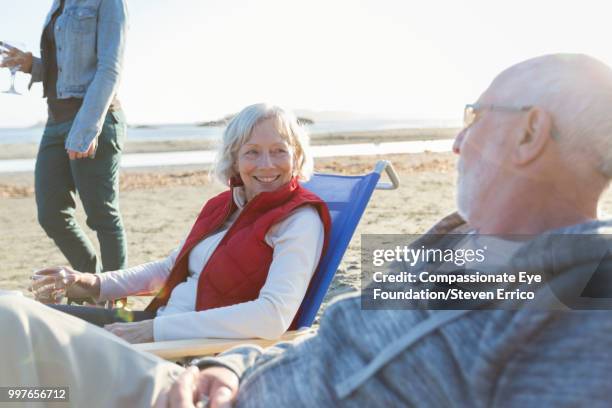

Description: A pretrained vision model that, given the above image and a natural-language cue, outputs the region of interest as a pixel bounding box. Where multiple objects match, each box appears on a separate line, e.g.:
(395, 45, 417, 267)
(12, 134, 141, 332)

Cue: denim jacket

(29, 0, 128, 152)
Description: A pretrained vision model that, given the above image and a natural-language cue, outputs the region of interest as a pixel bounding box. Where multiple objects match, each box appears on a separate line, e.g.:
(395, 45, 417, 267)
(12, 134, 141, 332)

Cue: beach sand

(2, 134, 612, 321)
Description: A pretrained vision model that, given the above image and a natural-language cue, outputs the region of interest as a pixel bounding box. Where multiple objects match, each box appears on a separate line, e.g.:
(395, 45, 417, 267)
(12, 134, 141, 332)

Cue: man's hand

(67, 137, 97, 160)
(154, 366, 239, 408)
(104, 319, 155, 344)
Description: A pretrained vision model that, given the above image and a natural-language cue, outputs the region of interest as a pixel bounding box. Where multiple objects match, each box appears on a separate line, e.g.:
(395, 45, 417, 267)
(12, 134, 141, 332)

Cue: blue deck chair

(135, 160, 400, 359)
(292, 160, 400, 329)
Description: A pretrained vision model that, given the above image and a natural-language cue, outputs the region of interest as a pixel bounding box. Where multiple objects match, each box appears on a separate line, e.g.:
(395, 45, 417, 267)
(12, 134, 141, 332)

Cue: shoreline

(0, 127, 459, 160)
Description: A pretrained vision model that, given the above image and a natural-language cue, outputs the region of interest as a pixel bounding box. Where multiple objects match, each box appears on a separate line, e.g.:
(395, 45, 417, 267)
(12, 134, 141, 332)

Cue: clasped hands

(154, 366, 239, 408)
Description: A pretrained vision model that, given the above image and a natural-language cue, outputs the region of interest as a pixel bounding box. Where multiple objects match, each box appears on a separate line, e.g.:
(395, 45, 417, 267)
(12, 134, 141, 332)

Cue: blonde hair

(213, 103, 313, 185)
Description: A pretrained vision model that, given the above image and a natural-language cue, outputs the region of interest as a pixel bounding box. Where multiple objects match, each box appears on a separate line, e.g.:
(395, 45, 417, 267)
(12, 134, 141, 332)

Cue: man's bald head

(484, 54, 612, 177)
(454, 54, 612, 234)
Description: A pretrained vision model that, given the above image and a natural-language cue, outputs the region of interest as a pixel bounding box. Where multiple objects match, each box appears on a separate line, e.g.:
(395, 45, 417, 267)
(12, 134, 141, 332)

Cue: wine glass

(0, 40, 26, 95)
(31, 269, 69, 304)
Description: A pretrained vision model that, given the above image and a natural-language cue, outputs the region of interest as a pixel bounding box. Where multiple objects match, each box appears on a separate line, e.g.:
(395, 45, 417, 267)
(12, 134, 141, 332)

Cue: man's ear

(513, 107, 553, 165)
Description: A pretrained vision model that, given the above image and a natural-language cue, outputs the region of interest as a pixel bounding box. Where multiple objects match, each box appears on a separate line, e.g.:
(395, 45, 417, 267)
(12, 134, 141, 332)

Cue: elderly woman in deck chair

(30, 103, 331, 344)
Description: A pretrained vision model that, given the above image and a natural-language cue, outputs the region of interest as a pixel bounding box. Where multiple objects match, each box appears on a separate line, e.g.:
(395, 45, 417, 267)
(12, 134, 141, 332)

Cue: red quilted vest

(146, 177, 331, 315)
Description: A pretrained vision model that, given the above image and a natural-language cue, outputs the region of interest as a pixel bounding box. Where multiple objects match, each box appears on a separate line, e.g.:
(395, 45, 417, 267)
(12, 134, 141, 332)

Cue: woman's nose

(257, 152, 274, 167)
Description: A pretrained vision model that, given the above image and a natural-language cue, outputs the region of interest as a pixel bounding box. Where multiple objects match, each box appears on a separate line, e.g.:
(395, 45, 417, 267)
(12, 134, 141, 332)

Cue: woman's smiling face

(236, 117, 295, 201)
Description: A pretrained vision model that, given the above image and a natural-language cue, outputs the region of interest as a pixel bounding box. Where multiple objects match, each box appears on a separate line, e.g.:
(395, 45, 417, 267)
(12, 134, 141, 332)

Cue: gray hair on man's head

(213, 103, 313, 185)
(489, 54, 612, 178)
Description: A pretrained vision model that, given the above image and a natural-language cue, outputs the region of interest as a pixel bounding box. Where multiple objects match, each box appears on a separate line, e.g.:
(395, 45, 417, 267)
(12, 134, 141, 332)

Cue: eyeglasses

(463, 103, 532, 128)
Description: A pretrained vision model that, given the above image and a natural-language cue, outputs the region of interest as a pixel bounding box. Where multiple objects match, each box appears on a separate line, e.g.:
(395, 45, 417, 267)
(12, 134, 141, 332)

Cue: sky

(1, 0, 611, 127)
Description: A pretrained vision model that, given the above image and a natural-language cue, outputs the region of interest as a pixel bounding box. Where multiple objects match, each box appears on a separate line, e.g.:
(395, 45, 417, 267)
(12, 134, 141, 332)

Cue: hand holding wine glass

(30, 266, 101, 303)
(0, 41, 31, 95)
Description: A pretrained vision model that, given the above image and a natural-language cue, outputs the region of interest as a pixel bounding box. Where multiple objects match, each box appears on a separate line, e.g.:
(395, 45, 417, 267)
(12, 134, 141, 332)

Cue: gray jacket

(30, 0, 128, 152)
(195, 214, 612, 407)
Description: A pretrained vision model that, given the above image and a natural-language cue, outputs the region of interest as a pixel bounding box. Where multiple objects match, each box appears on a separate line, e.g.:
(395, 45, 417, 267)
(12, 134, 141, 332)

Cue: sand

(2, 133, 612, 319)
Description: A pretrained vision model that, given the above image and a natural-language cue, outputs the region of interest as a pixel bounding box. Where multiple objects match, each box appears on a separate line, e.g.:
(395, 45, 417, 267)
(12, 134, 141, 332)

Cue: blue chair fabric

(291, 171, 381, 329)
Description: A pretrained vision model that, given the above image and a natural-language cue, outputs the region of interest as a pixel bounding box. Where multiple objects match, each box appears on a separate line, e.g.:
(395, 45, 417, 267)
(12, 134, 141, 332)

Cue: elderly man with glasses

(3, 53, 612, 407)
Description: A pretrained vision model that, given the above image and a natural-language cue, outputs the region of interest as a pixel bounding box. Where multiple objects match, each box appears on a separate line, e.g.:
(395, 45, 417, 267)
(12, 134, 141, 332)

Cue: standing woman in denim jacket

(2, 0, 129, 276)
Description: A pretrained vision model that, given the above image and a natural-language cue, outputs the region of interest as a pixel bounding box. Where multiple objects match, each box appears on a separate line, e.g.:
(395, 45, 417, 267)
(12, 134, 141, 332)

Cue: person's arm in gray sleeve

(191, 341, 295, 379)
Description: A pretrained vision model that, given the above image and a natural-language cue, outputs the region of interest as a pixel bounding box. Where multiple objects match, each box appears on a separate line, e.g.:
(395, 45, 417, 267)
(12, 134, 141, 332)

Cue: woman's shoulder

(196, 190, 232, 216)
(206, 189, 233, 204)
(267, 205, 324, 240)
(287, 204, 322, 221)
(97, 0, 129, 20)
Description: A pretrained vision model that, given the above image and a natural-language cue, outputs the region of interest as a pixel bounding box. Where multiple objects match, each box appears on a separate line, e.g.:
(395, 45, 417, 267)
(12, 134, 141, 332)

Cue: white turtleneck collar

(232, 186, 247, 209)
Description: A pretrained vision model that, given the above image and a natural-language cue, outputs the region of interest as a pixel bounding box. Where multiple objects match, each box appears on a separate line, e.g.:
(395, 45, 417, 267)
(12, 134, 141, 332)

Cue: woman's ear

(513, 107, 553, 166)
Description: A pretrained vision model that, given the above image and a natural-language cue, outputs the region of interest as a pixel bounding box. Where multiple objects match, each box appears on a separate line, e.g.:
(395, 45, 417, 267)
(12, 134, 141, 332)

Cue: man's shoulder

(424, 212, 470, 235)
(425, 214, 612, 236)
(550, 218, 612, 235)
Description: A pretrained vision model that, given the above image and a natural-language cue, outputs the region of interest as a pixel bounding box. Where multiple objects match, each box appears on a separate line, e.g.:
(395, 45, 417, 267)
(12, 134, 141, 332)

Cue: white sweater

(98, 188, 325, 341)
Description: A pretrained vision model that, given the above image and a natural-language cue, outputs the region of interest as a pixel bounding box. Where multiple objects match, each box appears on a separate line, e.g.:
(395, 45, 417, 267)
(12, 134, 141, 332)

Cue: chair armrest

(374, 160, 400, 190)
(133, 328, 317, 360)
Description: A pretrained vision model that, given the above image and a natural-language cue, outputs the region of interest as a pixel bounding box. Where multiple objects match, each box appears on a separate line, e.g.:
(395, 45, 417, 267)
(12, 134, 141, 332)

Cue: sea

(0, 119, 460, 145)
(0, 119, 460, 173)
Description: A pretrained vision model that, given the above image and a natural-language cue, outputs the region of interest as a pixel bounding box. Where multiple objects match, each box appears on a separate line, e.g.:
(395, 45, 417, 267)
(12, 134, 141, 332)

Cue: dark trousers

(35, 110, 128, 274)
(48, 304, 155, 327)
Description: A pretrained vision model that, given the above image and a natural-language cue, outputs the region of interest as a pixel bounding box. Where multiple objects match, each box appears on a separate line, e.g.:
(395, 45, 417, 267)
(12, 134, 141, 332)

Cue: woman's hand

(154, 366, 239, 408)
(104, 319, 154, 344)
(30, 266, 100, 303)
(0, 44, 33, 74)
(67, 137, 98, 160)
